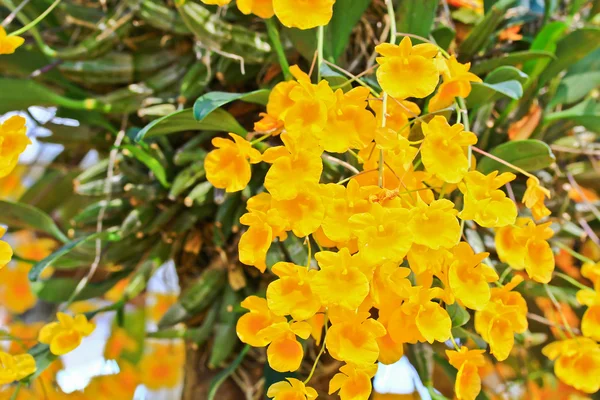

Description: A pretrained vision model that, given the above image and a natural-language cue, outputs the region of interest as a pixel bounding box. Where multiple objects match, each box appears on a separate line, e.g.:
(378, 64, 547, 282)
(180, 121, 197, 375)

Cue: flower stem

(265, 18, 292, 80)
(544, 284, 576, 338)
(317, 25, 324, 81)
(304, 313, 328, 385)
(554, 272, 593, 292)
(9, 0, 61, 37)
(471, 146, 535, 178)
(553, 240, 596, 265)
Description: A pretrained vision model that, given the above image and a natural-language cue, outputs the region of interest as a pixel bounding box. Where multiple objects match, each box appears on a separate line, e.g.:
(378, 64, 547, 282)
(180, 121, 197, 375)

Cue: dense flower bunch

(203, 4, 600, 397)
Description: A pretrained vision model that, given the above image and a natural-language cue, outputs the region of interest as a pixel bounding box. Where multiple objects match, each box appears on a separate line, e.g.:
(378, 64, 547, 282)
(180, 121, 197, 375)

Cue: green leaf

(0, 78, 93, 114)
(431, 26, 455, 51)
(25, 344, 56, 382)
(208, 345, 250, 400)
(396, 0, 439, 40)
(485, 66, 529, 84)
(282, 27, 317, 61)
(467, 80, 523, 105)
(551, 72, 600, 106)
(457, 0, 517, 62)
(32, 269, 131, 303)
(522, 21, 568, 77)
(538, 28, 600, 88)
(471, 51, 555, 75)
(447, 302, 470, 327)
(0, 201, 68, 243)
(326, 0, 371, 61)
(193, 90, 270, 122)
(477, 140, 556, 174)
(29, 229, 120, 282)
(121, 145, 170, 188)
(544, 98, 600, 133)
(452, 326, 488, 349)
(133, 108, 246, 142)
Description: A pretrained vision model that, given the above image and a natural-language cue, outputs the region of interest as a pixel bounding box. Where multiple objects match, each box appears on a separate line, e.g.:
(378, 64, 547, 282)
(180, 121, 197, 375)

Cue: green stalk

(2, 0, 56, 57)
(317, 25, 324, 81)
(265, 18, 292, 80)
(9, 0, 61, 37)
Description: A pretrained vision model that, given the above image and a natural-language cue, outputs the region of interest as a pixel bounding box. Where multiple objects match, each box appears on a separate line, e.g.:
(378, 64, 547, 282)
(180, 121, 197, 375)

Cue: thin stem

(456, 97, 472, 169)
(553, 241, 595, 265)
(10, 382, 21, 400)
(544, 284, 575, 338)
(250, 132, 272, 145)
(471, 146, 534, 178)
(265, 18, 292, 80)
(304, 313, 329, 385)
(317, 25, 324, 81)
(554, 272, 593, 292)
(322, 154, 359, 174)
(378, 93, 388, 188)
(9, 0, 61, 36)
(386, 0, 397, 42)
(527, 313, 580, 335)
(323, 60, 379, 96)
(449, 333, 460, 351)
(566, 172, 600, 223)
(498, 267, 512, 285)
(305, 236, 312, 268)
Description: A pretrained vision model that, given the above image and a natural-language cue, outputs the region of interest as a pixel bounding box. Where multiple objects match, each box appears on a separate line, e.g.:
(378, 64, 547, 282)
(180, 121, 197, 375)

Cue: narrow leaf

(121, 145, 170, 188)
(0, 201, 68, 243)
(477, 140, 556, 174)
(208, 345, 250, 400)
(193, 90, 270, 122)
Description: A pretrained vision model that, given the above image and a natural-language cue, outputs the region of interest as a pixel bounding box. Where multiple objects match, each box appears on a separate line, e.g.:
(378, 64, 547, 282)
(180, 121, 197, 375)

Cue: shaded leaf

(208, 345, 250, 400)
(538, 28, 600, 87)
(522, 21, 568, 77)
(396, 0, 439, 39)
(447, 302, 471, 328)
(193, 90, 270, 122)
(477, 139, 556, 174)
(544, 98, 600, 133)
(121, 145, 170, 188)
(471, 51, 555, 75)
(29, 229, 120, 281)
(0, 201, 69, 243)
(133, 108, 246, 142)
(326, 0, 371, 61)
(551, 72, 600, 106)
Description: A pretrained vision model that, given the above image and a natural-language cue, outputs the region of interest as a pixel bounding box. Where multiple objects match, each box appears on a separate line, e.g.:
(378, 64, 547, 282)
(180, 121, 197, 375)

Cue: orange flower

(237, 296, 286, 347)
(0, 264, 37, 314)
(273, 0, 335, 30)
(104, 327, 138, 360)
(576, 289, 600, 342)
(312, 248, 370, 310)
(200, 0, 231, 5)
(8, 322, 42, 354)
(429, 56, 481, 112)
(329, 363, 378, 400)
(326, 309, 386, 365)
(237, 0, 274, 18)
(0, 115, 31, 178)
(0, 227, 12, 271)
(205, 133, 261, 193)
(259, 321, 312, 372)
(543, 337, 600, 394)
(458, 171, 517, 228)
(0, 352, 36, 385)
(408, 198, 461, 249)
(475, 276, 528, 361)
(38, 313, 95, 356)
(266, 262, 321, 320)
(522, 176, 551, 220)
(421, 116, 477, 184)
(495, 218, 555, 283)
(446, 347, 486, 400)
(148, 292, 179, 323)
(0, 26, 25, 55)
(376, 37, 440, 100)
(369, 98, 420, 136)
(448, 242, 498, 310)
(140, 340, 185, 390)
(321, 180, 373, 243)
(267, 378, 318, 400)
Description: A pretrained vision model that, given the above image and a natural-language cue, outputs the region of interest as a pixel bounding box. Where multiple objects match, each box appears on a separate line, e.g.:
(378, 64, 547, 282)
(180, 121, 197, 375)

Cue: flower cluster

(38, 312, 96, 356)
(201, 0, 336, 30)
(201, 30, 573, 398)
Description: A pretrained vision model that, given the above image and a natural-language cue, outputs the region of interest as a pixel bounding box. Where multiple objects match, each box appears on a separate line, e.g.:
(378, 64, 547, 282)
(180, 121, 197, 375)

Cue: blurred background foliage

(1, 0, 600, 399)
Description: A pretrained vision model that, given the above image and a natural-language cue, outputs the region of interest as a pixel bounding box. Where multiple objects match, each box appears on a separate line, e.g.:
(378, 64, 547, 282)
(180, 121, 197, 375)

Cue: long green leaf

(457, 0, 517, 61)
(470, 51, 555, 75)
(208, 345, 250, 400)
(522, 21, 568, 77)
(121, 145, 170, 188)
(193, 90, 269, 122)
(0, 201, 68, 243)
(134, 108, 246, 142)
(538, 28, 600, 87)
(544, 98, 600, 133)
(29, 229, 120, 281)
(325, 0, 371, 61)
(396, 0, 439, 40)
(477, 140, 556, 174)
(551, 72, 600, 106)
